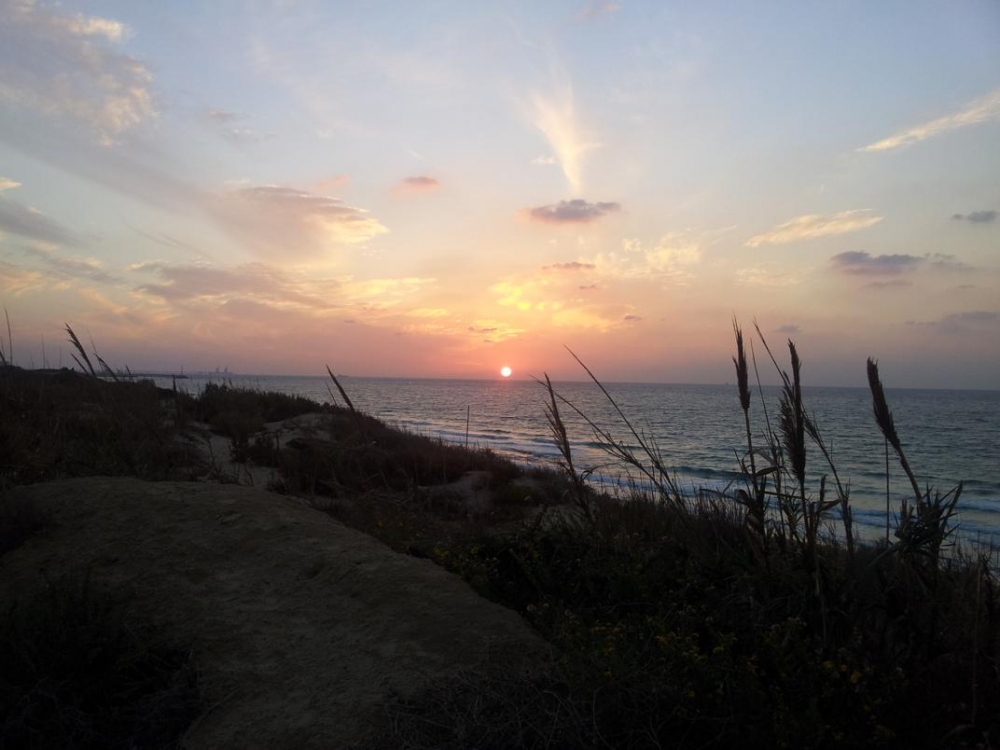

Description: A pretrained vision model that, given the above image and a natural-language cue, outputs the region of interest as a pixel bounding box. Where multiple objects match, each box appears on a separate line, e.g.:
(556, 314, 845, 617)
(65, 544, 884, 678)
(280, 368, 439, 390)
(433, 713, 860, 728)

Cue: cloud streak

(830, 250, 923, 276)
(908, 310, 1000, 334)
(0, 196, 83, 247)
(393, 175, 440, 194)
(525, 199, 620, 225)
(542, 261, 596, 271)
(746, 210, 882, 247)
(952, 210, 997, 224)
(861, 88, 1000, 153)
(23, 244, 116, 283)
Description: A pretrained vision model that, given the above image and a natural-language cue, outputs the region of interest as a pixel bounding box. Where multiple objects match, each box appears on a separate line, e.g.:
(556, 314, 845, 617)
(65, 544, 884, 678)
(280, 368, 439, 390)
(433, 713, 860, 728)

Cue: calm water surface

(165, 375, 1000, 543)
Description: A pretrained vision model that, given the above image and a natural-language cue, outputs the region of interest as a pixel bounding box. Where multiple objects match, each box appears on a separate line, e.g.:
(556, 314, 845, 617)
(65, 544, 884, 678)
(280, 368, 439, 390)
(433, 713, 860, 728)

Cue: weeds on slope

(395, 322, 999, 749)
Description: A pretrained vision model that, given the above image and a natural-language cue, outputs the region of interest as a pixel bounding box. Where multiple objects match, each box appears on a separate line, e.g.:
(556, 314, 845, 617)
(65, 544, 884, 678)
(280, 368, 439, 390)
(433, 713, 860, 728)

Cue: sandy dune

(0, 477, 550, 748)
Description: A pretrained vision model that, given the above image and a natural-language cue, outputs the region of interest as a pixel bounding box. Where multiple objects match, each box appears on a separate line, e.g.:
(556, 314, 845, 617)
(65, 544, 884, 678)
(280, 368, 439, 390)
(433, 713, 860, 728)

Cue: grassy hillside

(1, 325, 997, 748)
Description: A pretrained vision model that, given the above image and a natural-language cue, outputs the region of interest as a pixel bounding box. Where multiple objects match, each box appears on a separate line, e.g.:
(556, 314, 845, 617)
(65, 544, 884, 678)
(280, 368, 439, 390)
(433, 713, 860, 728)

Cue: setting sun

(500, 366, 513, 378)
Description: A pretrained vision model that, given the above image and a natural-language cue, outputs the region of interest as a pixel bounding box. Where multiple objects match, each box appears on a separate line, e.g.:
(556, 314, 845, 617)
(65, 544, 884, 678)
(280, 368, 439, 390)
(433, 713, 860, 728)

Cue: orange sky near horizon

(1, 1, 998, 388)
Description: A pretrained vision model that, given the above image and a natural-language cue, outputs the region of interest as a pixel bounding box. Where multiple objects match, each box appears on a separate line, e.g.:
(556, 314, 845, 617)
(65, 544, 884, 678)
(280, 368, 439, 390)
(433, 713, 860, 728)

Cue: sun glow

(500, 366, 513, 378)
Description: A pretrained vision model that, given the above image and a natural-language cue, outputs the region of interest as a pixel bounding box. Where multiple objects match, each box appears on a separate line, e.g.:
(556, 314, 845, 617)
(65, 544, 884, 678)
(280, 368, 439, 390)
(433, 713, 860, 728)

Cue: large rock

(0, 478, 550, 748)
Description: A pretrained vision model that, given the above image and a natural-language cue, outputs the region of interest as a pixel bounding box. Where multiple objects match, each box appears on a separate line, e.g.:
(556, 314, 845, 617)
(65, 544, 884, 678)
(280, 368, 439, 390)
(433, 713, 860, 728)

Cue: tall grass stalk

(4, 306, 12, 367)
(539, 373, 591, 520)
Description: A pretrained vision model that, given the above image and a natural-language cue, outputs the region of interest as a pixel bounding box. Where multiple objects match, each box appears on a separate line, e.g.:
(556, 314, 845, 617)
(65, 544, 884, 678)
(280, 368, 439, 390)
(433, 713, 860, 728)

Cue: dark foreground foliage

(0, 576, 201, 749)
(1, 323, 998, 749)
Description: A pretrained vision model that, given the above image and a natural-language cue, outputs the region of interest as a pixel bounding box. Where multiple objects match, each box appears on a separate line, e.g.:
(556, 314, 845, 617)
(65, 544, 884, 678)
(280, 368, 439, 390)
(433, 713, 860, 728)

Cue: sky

(0, 0, 998, 388)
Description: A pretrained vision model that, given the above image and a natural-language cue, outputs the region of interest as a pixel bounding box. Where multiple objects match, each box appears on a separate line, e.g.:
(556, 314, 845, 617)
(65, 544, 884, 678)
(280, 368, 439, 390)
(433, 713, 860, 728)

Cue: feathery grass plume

(65, 323, 97, 377)
(560, 347, 684, 508)
(867, 358, 922, 506)
(732, 318, 751, 414)
(779, 340, 807, 497)
(539, 373, 591, 520)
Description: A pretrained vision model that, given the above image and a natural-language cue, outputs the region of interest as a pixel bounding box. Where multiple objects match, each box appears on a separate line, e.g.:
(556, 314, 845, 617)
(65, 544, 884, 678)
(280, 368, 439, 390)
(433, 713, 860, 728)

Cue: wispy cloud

(467, 319, 524, 343)
(209, 185, 388, 261)
(23, 244, 116, 283)
(952, 210, 997, 224)
(0, 259, 45, 294)
(316, 175, 349, 194)
(860, 88, 1000, 153)
(588, 234, 703, 286)
(577, 2, 621, 21)
(542, 261, 596, 271)
(746, 210, 882, 247)
(133, 260, 437, 328)
(775, 324, 801, 335)
(0, 0, 154, 143)
(525, 199, 620, 225)
(203, 109, 274, 146)
(0, 196, 83, 247)
(865, 279, 912, 289)
(830, 250, 923, 276)
(531, 84, 600, 194)
(393, 175, 440, 194)
(908, 310, 1000, 334)
(0, 176, 21, 192)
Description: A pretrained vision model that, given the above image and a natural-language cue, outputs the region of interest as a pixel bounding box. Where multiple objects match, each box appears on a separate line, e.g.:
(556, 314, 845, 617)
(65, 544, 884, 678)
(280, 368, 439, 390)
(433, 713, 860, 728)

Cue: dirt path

(0, 477, 551, 748)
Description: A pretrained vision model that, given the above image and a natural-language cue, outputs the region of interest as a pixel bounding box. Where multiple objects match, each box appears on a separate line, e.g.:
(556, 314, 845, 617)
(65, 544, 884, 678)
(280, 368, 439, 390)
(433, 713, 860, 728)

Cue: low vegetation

(0, 322, 997, 748)
(0, 575, 200, 749)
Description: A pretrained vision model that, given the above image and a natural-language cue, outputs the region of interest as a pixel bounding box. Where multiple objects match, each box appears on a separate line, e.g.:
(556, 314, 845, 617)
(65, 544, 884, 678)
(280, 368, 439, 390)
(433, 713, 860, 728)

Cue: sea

(158, 374, 1000, 546)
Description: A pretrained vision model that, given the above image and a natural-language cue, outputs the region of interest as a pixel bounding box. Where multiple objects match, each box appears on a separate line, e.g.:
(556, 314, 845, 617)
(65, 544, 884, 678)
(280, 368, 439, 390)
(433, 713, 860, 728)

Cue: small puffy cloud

(0, 0, 154, 143)
(0, 196, 82, 247)
(0, 177, 21, 192)
(952, 210, 997, 224)
(525, 199, 621, 225)
(747, 210, 882, 247)
(531, 85, 600, 194)
(623, 314, 642, 322)
(830, 251, 923, 276)
(577, 2, 621, 20)
(542, 261, 596, 271)
(209, 185, 388, 261)
(578, 283, 599, 290)
(861, 88, 1000, 153)
(775, 324, 801, 335)
(394, 175, 440, 194)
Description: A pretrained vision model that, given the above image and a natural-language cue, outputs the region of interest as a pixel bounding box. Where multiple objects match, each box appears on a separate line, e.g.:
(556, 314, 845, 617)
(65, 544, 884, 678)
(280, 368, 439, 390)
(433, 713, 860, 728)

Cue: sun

(500, 366, 513, 378)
